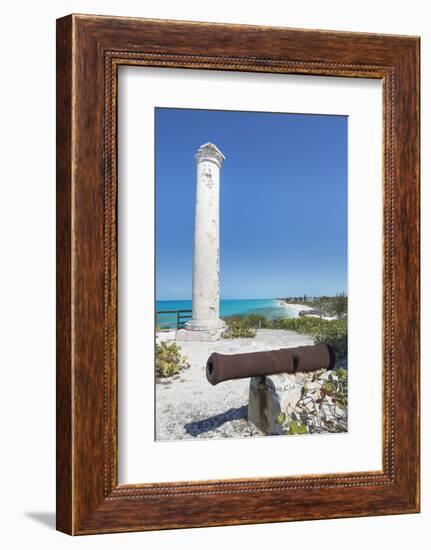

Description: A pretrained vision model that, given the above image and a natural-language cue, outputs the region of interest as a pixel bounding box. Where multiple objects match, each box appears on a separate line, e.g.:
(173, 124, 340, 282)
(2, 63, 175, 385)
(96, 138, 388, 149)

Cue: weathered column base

(176, 325, 225, 342)
(176, 318, 226, 342)
(184, 319, 225, 331)
(248, 370, 328, 435)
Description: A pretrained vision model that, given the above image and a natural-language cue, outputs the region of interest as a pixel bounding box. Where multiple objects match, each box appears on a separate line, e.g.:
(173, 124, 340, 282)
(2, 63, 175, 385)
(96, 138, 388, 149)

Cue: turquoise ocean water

(156, 298, 298, 328)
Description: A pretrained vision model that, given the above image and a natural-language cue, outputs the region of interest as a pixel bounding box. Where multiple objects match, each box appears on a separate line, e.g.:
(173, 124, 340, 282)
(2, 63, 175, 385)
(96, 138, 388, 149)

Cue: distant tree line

(280, 292, 348, 320)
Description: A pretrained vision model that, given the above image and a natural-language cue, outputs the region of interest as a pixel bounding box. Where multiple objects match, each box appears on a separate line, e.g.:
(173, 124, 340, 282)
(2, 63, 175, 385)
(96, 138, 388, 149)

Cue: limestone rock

(176, 327, 225, 342)
(248, 369, 331, 435)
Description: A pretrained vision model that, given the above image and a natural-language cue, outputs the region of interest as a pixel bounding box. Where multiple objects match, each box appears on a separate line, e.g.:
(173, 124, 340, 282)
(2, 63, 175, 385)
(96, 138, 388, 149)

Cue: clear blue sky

(155, 108, 347, 300)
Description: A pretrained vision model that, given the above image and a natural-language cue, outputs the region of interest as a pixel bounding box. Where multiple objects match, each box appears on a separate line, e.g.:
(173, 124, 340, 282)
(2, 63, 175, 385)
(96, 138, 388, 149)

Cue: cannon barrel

(206, 342, 336, 385)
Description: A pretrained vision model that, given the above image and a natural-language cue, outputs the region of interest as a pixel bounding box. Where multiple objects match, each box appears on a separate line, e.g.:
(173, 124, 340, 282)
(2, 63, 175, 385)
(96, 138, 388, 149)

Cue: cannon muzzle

(206, 342, 336, 385)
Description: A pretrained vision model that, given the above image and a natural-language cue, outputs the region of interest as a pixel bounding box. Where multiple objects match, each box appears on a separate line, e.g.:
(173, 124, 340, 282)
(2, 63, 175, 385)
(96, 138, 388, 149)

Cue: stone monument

(177, 143, 226, 342)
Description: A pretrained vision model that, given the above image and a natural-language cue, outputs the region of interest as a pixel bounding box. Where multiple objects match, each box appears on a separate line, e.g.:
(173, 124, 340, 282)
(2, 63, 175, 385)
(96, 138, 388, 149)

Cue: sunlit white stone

(177, 143, 226, 342)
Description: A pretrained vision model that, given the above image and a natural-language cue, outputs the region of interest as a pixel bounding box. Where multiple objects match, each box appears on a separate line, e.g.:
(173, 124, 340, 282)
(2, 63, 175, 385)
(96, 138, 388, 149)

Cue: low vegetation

(276, 367, 348, 435)
(222, 318, 256, 339)
(282, 292, 348, 319)
(155, 341, 190, 378)
(222, 314, 347, 360)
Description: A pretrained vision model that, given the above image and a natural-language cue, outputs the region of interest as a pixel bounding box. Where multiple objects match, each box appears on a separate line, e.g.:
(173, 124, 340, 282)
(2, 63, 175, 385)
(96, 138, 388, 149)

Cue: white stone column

(180, 143, 225, 341)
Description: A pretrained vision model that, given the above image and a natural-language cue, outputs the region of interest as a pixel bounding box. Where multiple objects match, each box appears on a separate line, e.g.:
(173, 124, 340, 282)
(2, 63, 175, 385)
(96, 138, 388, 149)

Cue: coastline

(156, 298, 338, 326)
(276, 300, 337, 321)
(277, 300, 314, 315)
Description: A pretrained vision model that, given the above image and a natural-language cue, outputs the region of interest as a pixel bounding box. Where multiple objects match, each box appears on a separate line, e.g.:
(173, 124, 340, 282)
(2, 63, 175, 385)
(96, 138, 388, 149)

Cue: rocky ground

(155, 329, 314, 441)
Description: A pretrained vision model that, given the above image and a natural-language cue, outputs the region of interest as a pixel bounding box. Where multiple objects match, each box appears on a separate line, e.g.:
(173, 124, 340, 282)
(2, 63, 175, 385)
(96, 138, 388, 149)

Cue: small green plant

(155, 341, 190, 378)
(222, 319, 256, 339)
(277, 367, 348, 435)
(223, 314, 270, 330)
(287, 420, 309, 435)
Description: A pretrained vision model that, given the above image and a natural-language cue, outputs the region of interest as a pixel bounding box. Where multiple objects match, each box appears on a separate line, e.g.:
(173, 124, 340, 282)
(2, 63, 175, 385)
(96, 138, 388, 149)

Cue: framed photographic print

(56, 14, 420, 534)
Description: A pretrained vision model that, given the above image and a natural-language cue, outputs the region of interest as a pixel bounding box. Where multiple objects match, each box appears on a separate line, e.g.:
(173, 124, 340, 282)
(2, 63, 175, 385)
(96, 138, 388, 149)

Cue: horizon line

(156, 294, 348, 301)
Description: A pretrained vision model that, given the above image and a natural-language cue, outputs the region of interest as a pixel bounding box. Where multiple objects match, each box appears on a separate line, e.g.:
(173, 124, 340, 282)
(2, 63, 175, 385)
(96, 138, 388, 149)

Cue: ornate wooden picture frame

(56, 14, 420, 534)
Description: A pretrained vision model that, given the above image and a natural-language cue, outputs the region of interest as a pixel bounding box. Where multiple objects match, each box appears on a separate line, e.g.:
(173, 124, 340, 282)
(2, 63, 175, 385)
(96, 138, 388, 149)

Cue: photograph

(155, 107, 348, 441)
(0, 0, 424, 544)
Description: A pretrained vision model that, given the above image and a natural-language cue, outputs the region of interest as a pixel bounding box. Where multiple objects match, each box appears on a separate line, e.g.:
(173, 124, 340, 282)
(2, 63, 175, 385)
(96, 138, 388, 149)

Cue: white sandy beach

(277, 300, 336, 321)
(277, 300, 314, 314)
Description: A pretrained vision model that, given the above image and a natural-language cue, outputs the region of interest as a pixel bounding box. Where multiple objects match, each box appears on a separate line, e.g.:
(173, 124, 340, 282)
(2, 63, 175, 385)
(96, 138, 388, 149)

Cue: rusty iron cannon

(206, 342, 335, 385)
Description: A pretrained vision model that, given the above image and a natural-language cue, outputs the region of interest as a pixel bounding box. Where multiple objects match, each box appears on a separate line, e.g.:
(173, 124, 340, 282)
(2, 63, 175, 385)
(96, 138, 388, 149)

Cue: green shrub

(272, 316, 347, 360)
(222, 319, 257, 339)
(243, 314, 271, 328)
(221, 313, 347, 359)
(327, 292, 348, 319)
(155, 341, 190, 378)
(313, 320, 348, 360)
(223, 314, 270, 329)
(277, 367, 348, 435)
